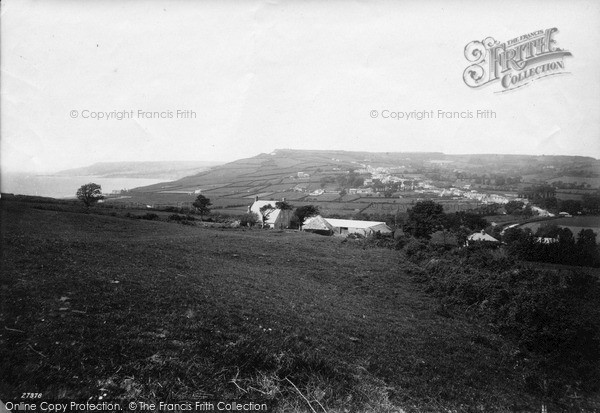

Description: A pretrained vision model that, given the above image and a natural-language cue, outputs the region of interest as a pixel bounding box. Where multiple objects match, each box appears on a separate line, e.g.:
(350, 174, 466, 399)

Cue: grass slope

(1, 200, 539, 411)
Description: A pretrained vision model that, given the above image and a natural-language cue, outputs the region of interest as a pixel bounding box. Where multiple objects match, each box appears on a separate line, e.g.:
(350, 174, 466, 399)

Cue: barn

(302, 215, 334, 235)
(323, 218, 392, 236)
(467, 230, 499, 244)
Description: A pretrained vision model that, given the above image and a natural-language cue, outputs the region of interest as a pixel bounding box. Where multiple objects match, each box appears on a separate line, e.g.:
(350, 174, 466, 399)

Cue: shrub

(403, 238, 432, 261)
(239, 212, 259, 227)
(141, 213, 159, 221)
(405, 244, 600, 401)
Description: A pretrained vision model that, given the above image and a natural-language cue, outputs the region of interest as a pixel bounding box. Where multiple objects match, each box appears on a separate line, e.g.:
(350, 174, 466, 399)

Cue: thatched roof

(303, 215, 334, 232)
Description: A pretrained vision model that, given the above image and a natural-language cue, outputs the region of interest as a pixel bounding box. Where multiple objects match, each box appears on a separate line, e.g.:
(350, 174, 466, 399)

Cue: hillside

(54, 161, 221, 180)
(0, 198, 549, 412)
(133, 150, 599, 193)
(109, 149, 600, 217)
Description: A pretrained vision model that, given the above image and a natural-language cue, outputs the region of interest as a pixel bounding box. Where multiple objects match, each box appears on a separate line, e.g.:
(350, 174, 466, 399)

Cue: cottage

(249, 197, 294, 229)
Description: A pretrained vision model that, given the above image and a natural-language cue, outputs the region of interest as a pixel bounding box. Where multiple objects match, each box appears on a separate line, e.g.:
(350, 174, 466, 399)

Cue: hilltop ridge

(54, 161, 221, 180)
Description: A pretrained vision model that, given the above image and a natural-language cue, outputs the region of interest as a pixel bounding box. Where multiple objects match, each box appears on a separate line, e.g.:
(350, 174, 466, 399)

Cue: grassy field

(0, 199, 555, 411)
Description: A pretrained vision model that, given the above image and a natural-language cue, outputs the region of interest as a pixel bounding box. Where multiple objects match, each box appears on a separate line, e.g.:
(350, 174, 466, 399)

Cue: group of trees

(454, 172, 523, 187)
(502, 193, 600, 217)
(530, 193, 600, 215)
(504, 225, 600, 267)
(403, 200, 488, 240)
(504, 200, 534, 216)
(402, 200, 600, 267)
(519, 184, 556, 200)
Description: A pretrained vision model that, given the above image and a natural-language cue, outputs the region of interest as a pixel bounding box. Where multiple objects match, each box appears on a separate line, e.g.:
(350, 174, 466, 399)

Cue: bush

(403, 238, 432, 261)
(405, 244, 600, 401)
(141, 213, 159, 221)
(239, 212, 259, 227)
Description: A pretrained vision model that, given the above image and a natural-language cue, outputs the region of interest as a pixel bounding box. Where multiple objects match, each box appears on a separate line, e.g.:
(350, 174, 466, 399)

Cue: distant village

(289, 161, 541, 211)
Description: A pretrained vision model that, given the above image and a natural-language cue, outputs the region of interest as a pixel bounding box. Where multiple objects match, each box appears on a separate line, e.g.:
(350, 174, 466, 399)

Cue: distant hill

(134, 149, 445, 192)
(131, 149, 599, 194)
(98, 149, 599, 214)
(54, 161, 221, 180)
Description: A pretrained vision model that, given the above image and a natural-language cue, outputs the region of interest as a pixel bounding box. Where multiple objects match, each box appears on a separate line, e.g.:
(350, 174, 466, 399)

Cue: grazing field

(1, 199, 555, 411)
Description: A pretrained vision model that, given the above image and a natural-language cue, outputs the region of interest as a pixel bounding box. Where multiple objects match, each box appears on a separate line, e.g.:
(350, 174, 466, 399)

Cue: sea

(1, 173, 167, 199)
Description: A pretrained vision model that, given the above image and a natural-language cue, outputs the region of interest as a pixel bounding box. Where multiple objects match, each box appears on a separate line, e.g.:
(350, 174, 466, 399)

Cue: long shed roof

(324, 218, 388, 229)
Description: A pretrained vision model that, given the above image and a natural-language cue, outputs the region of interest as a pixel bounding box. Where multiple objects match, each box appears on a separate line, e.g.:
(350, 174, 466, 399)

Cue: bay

(1, 173, 167, 199)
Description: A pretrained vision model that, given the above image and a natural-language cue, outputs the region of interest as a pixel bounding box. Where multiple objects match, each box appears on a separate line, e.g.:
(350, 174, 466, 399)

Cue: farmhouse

(249, 197, 294, 229)
(323, 218, 392, 236)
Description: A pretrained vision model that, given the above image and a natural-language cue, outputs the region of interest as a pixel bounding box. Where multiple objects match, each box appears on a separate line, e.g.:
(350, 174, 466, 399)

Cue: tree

(292, 205, 320, 228)
(239, 212, 259, 227)
(443, 212, 488, 232)
(192, 194, 212, 220)
(577, 228, 598, 248)
(535, 196, 558, 211)
(582, 194, 600, 215)
(259, 204, 276, 228)
(558, 199, 582, 215)
(76, 183, 104, 208)
(577, 229, 600, 267)
(404, 200, 445, 239)
(505, 200, 525, 215)
(275, 201, 293, 211)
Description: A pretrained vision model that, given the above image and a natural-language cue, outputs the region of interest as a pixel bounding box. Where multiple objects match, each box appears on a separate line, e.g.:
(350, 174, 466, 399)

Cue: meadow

(0, 197, 594, 412)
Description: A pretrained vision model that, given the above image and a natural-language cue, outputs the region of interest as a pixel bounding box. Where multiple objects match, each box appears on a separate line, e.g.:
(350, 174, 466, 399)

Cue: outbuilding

(467, 230, 499, 244)
(323, 218, 392, 236)
(302, 215, 334, 235)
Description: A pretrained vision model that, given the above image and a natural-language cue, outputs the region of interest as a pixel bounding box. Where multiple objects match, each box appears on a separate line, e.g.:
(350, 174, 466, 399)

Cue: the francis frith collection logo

(463, 28, 572, 92)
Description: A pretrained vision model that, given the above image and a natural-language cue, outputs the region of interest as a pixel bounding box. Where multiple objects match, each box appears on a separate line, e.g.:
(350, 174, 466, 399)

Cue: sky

(2, 0, 600, 173)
